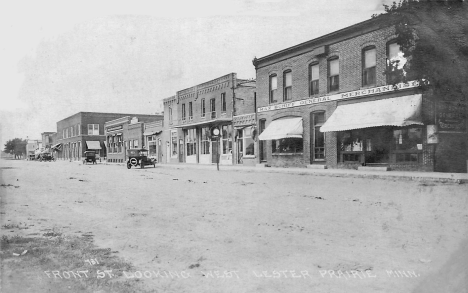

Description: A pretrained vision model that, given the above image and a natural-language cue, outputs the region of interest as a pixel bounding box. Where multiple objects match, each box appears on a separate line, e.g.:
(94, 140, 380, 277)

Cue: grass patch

(1, 234, 151, 293)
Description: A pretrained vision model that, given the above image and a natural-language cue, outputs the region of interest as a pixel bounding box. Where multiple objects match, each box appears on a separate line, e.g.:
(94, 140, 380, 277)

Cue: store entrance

(364, 128, 392, 165)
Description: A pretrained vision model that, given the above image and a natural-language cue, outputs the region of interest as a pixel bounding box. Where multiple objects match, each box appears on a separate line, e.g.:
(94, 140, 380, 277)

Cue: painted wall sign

(257, 80, 420, 113)
(437, 101, 466, 132)
(233, 113, 256, 126)
(107, 125, 123, 132)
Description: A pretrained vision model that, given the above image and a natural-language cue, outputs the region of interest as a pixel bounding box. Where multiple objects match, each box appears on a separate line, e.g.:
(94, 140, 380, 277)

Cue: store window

(362, 46, 376, 87)
(201, 99, 206, 117)
(171, 131, 178, 157)
(309, 63, 319, 96)
(339, 130, 365, 162)
(201, 127, 210, 154)
(269, 74, 277, 103)
(328, 58, 339, 92)
(312, 112, 325, 160)
(393, 127, 422, 162)
(186, 129, 197, 156)
(221, 125, 232, 154)
(283, 70, 292, 101)
(88, 124, 99, 135)
(117, 135, 122, 153)
(243, 127, 255, 156)
(221, 93, 226, 112)
(272, 138, 303, 154)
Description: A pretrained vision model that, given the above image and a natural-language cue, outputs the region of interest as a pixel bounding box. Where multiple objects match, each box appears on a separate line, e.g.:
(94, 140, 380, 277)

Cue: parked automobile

(126, 148, 156, 169)
(38, 152, 55, 162)
(83, 151, 97, 164)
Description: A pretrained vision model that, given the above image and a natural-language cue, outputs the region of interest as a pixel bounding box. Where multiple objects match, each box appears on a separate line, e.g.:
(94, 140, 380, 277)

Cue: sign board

(426, 125, 439, 144)
(257, 80, 420, 113)
(437, 101, 466, 133)
(233, 113, 256, 127)
(107, 125, 123, 132)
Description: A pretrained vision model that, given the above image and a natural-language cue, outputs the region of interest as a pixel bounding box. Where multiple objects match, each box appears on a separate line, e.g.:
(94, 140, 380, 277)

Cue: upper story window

(189, 102, 193, 120)
(269, 74, 277, 103)
(169, 107, 173, 123)
(221, 93, 226, 112)
(283, 71, 292, 101)
(328, 58, 339, 92)
(77, 124, 80, 136)
(387, 41, 407, 84)
(201, 99, 206, 117)
(362, 46, 376, 87)
(182, 104, 186, 120)
(309, 63, 319, 96)
(88, 124, 99, 135)
(210, 98, 216, 118)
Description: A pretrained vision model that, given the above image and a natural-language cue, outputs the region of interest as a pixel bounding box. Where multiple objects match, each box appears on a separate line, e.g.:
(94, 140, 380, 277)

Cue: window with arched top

(269, 74, 278, 103)
(328, 58, 339, 92)
(309, 63, 319, 96)
(283, 70, 292, 101)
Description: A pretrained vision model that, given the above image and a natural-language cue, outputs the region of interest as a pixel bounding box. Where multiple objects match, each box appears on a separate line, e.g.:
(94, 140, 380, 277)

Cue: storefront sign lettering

(258, 80, 420, 113)
(107, 125, 123, 132)
(437, 101, 466, 132)
(233, 113, 256, 126)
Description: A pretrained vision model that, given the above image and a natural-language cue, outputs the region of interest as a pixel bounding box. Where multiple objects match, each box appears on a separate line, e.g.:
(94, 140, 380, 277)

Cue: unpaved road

(1, 159, 467, 293)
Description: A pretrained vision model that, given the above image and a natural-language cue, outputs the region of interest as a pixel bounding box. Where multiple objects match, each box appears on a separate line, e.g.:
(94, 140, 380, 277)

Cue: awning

(51, 143, 62, 151)
(86, 141, 102, 150)
(143, 129, 163, 136)
(259, 117, 303, 140)
(320, 94, 423, 132)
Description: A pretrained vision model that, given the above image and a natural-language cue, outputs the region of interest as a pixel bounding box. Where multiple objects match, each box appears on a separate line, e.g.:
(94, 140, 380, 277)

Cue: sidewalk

(157, 162, 468, 184)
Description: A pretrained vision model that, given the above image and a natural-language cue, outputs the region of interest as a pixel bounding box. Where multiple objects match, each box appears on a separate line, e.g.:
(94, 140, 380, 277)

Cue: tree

(3, 138, 27, 159)
(375, 0, 468, 103)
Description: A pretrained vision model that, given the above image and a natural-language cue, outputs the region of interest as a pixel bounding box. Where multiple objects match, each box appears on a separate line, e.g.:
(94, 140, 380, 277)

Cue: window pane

(329, 59, 339, 76)
(365, 48, 376, 68)
(284, 71, 292, 86)
(311, 64, 319, 80)
(271, 75, 277, 90)
(388, 42, 400, 60)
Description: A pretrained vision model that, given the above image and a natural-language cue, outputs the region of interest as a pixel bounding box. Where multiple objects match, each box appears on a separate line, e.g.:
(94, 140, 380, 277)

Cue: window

(339, 130, 365, 163)
(221, 93, 226, 112)
(309, 63, 319, 96)
(133, 140, 138, 148)
(312, 112, 325, 160)
(186, 128, 197, 156)
(63, 129, 66, 139)
(189, 102, 193, 120)
(210, 98, 216, 118)
(221, 125, 232, 154)
(71, 126, 74, 137)
(169, 107, 173, 124)
(201, 127, 210, 154)
(77, 124, 80, 136)
(182, 104, 186, 120)
(117, 135, 122, 153)
(362, 46, 376, 87)
(328, 58, 339, 92)
(283, 71, 292, 101)
(272, 138, 303, 154)
(88, 124, 99, 135)
(269, 74, 277, 103)
(393, 127, 422, 163)
(386, 41, 407, 84)
(148, 137, 157, 156)
(171, 131, 178, 157)
(201, 99, 206, 117)
(243, 127, 255, 156)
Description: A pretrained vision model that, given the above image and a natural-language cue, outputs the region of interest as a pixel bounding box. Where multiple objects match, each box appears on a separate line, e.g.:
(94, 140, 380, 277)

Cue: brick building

(253, 17, 467, 172)
(56, 112, 161, 161)
(104, 114, 164, 163)
(41, 132, 57, 150)
(163, 73, 256, 165)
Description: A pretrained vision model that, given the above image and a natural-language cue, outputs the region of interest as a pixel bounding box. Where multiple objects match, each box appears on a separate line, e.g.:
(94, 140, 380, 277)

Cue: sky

(0, 0, 390, 147)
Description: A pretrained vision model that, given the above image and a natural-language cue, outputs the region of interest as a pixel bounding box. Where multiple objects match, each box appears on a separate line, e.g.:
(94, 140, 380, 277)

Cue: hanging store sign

(437, 101, 466, 133)
(257, 80, 420, 113)
(233, 113, 256, 126)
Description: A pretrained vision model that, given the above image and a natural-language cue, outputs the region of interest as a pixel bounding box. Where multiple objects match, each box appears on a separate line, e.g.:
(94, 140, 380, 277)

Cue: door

(364, 127, 392, 164)
(310, 112, 325, 163)
(211, 137, 219, 164)
(166, 142, 170, 163)
(259, 119, 266, 162)
(178, 139, 184, 163)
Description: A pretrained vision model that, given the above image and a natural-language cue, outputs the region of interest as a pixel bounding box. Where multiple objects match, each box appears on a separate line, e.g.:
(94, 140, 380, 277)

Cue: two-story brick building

(104, 114, 164, 163)
(56, 112, 162, 161)
(165, 73, 256, 165)
(253, 17, 467, 173)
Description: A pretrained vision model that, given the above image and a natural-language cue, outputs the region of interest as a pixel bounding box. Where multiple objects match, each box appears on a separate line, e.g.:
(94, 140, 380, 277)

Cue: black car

(126, 148, 156, 169)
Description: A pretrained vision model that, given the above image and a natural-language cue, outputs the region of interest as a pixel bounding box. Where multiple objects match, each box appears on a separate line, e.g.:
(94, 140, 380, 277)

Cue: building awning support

(258, 117, 303, 140)
(320, 94, 423, 132)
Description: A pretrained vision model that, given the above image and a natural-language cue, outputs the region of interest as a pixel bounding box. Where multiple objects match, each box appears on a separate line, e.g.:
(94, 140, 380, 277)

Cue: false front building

(253, 17, 466, 172)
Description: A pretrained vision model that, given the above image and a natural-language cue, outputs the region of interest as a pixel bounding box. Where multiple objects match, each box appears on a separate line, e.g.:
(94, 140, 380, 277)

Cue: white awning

(143, 129, 162, 136)
(320, 94, 423, 132)
(86, 141, 102, 150)
(259, 117, 303, 140)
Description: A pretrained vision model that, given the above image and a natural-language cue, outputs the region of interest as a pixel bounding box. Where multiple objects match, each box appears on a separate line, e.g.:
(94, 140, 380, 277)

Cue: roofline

(253, 16, 389, 69)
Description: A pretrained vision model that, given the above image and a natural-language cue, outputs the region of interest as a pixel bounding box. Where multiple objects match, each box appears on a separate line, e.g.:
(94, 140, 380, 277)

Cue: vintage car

(126, 148, 156, 169)
(38, 152, 55, 162)
(83, 151, 97, 164)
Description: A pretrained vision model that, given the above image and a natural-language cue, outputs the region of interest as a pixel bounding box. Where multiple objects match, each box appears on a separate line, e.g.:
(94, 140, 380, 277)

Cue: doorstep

(307, 164, 327, 169)
(358, 166, 389, 171)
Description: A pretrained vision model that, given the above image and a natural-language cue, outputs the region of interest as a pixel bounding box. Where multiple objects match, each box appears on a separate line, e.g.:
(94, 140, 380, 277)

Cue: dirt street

(1, 159, 467, 293)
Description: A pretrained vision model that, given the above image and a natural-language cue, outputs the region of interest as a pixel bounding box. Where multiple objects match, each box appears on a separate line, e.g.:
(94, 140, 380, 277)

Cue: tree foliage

(377, 0, 468, 102)
(3, 138, 27, 159)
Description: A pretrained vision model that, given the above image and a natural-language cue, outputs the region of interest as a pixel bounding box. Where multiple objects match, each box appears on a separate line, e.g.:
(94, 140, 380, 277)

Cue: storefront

(233, 113, 257, 166)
